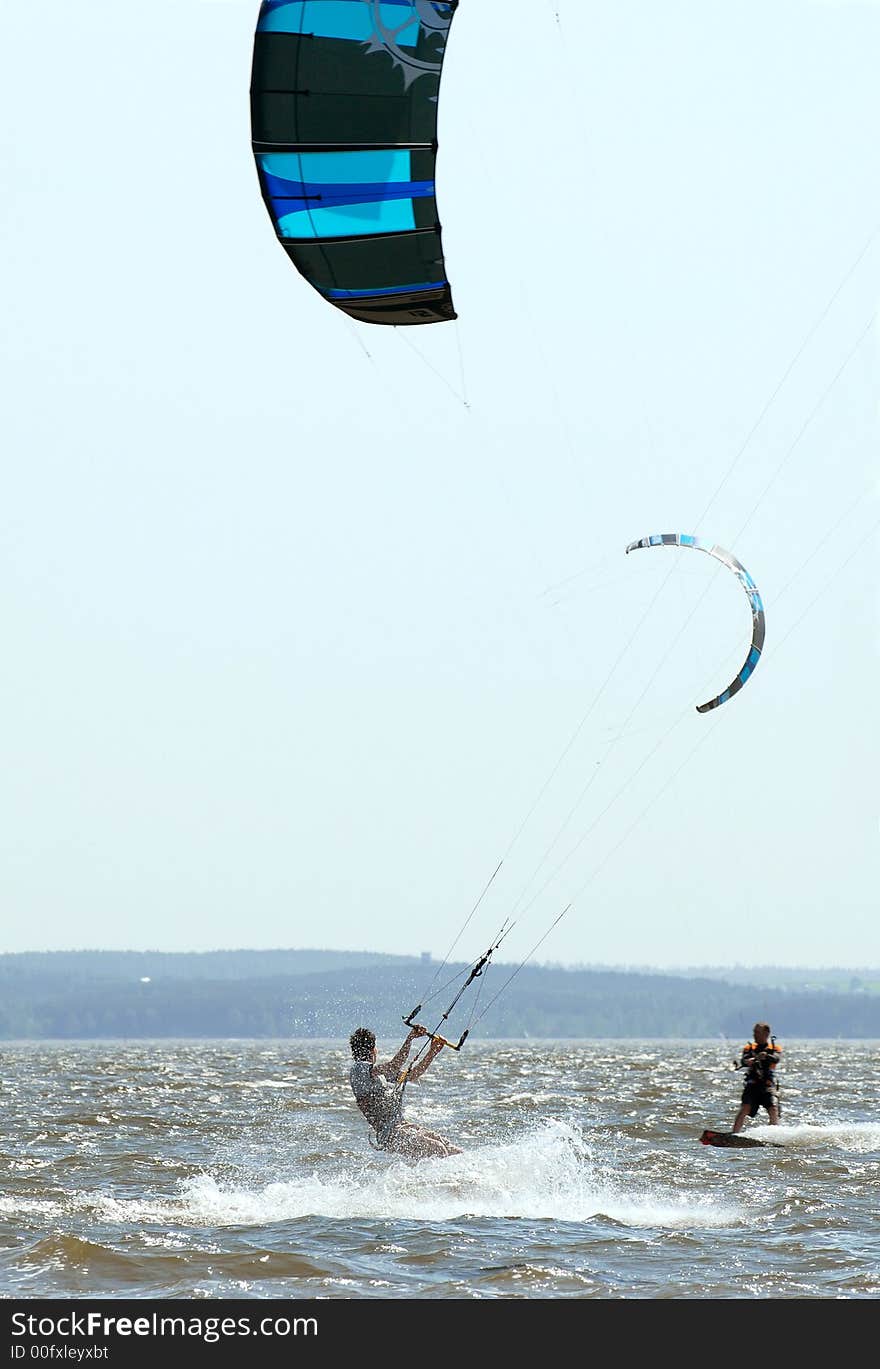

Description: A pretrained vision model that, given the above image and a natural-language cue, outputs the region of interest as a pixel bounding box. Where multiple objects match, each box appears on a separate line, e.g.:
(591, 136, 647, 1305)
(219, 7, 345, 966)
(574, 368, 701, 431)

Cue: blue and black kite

(250, 1, 458, 325)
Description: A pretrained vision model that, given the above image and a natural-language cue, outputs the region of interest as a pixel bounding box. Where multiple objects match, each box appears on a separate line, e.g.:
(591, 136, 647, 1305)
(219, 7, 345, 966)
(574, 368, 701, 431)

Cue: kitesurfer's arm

(406, 1037, 444, 1084)
(376, 1026, 425, 1079)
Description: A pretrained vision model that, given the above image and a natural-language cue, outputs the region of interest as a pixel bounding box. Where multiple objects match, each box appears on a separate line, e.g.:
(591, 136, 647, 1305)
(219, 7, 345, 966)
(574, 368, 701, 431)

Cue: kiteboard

(700, 1129, 781, 1149)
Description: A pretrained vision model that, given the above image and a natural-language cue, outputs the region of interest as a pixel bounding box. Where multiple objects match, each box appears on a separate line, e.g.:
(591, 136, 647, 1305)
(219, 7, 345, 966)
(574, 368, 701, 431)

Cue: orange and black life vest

(740, 1040, 781, 1085)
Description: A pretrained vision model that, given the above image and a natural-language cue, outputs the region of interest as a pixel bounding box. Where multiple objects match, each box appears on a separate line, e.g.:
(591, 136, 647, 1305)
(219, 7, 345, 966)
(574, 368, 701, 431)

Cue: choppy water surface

(1, 1039, 878, 1298)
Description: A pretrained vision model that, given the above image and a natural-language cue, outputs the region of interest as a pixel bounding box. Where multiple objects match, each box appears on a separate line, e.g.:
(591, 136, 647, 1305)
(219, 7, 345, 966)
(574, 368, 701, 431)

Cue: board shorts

(741, 1081, 778, 1117)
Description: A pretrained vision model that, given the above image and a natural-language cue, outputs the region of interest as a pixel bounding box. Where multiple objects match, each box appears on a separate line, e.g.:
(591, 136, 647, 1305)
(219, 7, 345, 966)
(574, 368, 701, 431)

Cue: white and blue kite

(625, 533, 765, 713)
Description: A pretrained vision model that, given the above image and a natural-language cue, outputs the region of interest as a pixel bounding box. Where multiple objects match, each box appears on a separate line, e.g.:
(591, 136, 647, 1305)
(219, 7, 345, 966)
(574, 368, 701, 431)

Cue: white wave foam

(0, 1121, 751, 1229)
(165, 1119, 744, 1228)
(749, 1121, 880, 1151)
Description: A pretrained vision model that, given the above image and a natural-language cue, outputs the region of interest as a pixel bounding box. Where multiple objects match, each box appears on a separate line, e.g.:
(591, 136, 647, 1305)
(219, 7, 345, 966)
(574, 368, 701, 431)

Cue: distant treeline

(0, 950, 878, 1040)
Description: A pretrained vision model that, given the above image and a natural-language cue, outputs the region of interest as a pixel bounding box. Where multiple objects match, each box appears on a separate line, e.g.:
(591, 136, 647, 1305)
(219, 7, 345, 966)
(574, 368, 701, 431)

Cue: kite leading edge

(625, 533, 766, 713)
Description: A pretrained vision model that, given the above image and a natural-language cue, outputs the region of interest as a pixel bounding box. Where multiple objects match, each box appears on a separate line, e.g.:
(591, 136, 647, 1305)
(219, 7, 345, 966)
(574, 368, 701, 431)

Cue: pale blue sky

(1, 1, 878, 969)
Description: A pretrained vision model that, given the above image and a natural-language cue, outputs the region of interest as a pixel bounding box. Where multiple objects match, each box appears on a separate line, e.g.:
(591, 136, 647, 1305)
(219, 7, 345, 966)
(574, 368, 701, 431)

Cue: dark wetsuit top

(739, 1040, 782, 1114)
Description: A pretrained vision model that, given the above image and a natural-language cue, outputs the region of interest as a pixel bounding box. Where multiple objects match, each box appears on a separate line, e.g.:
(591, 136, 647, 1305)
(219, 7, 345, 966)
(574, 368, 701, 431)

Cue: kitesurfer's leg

(386, 1122, 461, 1159)
(731, 1103, 751, 1134)
(411, 1131, 462, 1158)
(417, 1127, 463, 1156)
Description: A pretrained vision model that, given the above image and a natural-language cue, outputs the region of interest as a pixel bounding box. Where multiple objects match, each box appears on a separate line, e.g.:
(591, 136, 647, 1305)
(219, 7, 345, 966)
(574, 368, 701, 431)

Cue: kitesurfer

(348, 1025, 462, 1159)
(731, 1022, 781, 1132)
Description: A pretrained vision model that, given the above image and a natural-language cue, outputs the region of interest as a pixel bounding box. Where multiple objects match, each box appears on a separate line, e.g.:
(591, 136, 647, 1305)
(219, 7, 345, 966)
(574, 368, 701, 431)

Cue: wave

(747, 1121, 880, 1151)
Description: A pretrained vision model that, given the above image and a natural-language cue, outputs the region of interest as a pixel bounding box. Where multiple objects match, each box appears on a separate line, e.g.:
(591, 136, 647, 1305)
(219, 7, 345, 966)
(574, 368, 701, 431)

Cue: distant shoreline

(1, 949, 878, 1041)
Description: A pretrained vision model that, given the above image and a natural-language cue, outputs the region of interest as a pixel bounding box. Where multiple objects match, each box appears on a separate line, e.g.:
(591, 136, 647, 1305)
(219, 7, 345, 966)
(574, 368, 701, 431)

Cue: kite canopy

(625, 533, 766, 713)
(250, 1, 458, 326)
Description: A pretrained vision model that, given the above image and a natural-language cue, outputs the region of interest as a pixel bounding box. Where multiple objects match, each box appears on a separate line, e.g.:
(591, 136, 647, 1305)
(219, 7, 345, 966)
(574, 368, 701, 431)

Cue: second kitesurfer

(731, 1021, 782, 1132)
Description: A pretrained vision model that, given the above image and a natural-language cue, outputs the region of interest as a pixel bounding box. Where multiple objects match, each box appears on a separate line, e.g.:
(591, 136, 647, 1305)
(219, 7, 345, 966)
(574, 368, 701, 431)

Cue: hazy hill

(0, 950, 877, 1039)
(659, 965, 880, 994)
(0, 947, 422, 983)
